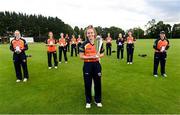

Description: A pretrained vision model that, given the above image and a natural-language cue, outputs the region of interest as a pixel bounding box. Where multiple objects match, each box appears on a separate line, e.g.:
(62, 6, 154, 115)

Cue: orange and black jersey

(46, 38, 57, 52)
(10, 38, 28, 52)
(116, 38, 125, 46)
(77, 38, 82, 43)
(79, 40, 104, 62)
(126, 36, 136, 44)
(71, 38, 77, 44)
(59, 38, 67, 47)
(153, 38, 170, 52)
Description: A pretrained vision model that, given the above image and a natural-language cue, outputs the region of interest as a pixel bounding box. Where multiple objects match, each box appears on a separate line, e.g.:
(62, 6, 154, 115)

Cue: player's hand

(48, 44, 54, 46)
(15, 49, 21, 54)
(91, 54, 100, 59)
(96, 53, 100, 58)
(161, 50, 166, 53)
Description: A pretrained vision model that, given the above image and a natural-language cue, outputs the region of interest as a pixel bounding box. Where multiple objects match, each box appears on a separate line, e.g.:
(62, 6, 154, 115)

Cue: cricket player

(126, 31, 136, 64)
(10, 30, 29, 82)
(65, 34, 70, 52)
(58, 33, 68, 63)
(46, 32, 58, 69)
(70, 35, 77, 57)
(77, 35, 82, 54)
(116, 33, 124, 60)
(153, 31, 170, 77)
(106, 33, 112, 56)
(79, 25, 104, 108)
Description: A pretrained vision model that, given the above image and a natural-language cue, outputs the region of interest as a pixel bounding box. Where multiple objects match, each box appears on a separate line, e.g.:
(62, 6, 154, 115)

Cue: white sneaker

(85, 103, 91, 109)
(16, 79, 21, 83)
(130, 62, 133, 64)
(154, 75, 158, 77)
(96, 103, 102, 108)
(59, 62, 62, 64)
(48, 67, 52, 69)
(162, 74, 167, 77)
(127, 62, 130, 64)
(65, 61, 68, 64)
(23, 78, 28, 82)
(54, 66, 58, 69)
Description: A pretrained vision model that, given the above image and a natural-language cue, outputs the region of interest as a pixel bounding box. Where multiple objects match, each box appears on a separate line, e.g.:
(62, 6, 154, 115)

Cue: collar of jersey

(87, 39, 95, 46)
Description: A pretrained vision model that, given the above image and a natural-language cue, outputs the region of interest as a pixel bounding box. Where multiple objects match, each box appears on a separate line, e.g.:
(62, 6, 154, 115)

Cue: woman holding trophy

(126, 30, 136, 64)
(153, 31, 170, 77)
(79, 25, 104, 109)
(70, 35, 77, 57)
(10, 30, 29, 82)
(65, 34, 70, 52)
(77, 35, 82, 54)
(46, 32, 58, 69)
(116, 33, 125, 60)
(58, 33, 68, 64)
(106, 33, 112, 56)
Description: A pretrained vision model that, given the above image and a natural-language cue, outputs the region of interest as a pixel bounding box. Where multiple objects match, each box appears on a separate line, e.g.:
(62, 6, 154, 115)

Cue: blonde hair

(84, 25, 97, 40)
(60, 33, 64, 36)
(14, 30, 21, 38)
(119, 33, 122, 37)
(15, 30, 20, 33)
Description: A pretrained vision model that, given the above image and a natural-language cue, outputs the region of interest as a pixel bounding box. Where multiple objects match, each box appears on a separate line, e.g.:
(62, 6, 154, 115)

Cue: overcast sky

(0, 0, 180, 30)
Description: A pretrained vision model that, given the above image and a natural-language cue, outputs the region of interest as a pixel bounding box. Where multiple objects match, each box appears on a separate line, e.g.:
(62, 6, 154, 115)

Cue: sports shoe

(85, 103, 91, 109)
(59, 62, 62, 64)
(127, 62, 130, 64)
(95, 102, 102, 108)
(162, 74, 167, 77)
(54, 66, 58, 69)
(130, 62, 133, 64)
(23, 78, 28, 82)
(154, 74, 158, 77)
(16, 79, 21, 83)
(48, 67, 52, 69)
(65, 61, 68, 64)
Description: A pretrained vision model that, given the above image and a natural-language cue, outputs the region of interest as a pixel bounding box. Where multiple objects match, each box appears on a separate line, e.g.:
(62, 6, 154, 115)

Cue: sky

(0, 0, 180, 30)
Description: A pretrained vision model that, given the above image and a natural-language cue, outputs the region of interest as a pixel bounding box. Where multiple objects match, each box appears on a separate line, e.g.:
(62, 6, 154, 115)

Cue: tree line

(0, 11, 180, 42)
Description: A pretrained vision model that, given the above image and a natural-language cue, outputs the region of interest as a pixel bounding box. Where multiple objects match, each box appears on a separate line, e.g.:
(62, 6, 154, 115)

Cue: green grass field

(0, 39, 180, 114)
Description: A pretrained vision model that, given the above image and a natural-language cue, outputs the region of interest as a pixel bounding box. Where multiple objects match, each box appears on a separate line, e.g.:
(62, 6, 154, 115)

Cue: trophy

(45, 41, 57, 46)
(118, 42, 122, 46)
(128, 39, 133, 44)
(50, 41, 53, 45)
(95, 35, 103, 56)
(161, 46, 165, 52)
(15, 46, 21, 54)
(91, 35, 103, 97)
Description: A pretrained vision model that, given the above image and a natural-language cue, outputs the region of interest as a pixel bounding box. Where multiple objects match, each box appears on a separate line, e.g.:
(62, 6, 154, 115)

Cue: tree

(132, 27, 145, 39)
(0, 11, 74, 42)
(172, 24, 180, 38)
(74, 26, 80, 38)
(145, 20, 172, 38)
(79, 28, 85, 40)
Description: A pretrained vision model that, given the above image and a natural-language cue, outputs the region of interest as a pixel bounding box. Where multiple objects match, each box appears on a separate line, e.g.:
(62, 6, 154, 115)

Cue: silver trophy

(91, 35, 103, 96)
(161, 46, 165, 52)
(95, 35, 103, 56)
(15, 46, 21, 54)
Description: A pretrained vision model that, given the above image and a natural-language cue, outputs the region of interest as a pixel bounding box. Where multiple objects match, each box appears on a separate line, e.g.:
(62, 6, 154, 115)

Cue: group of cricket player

(9, 25, 170, 108)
